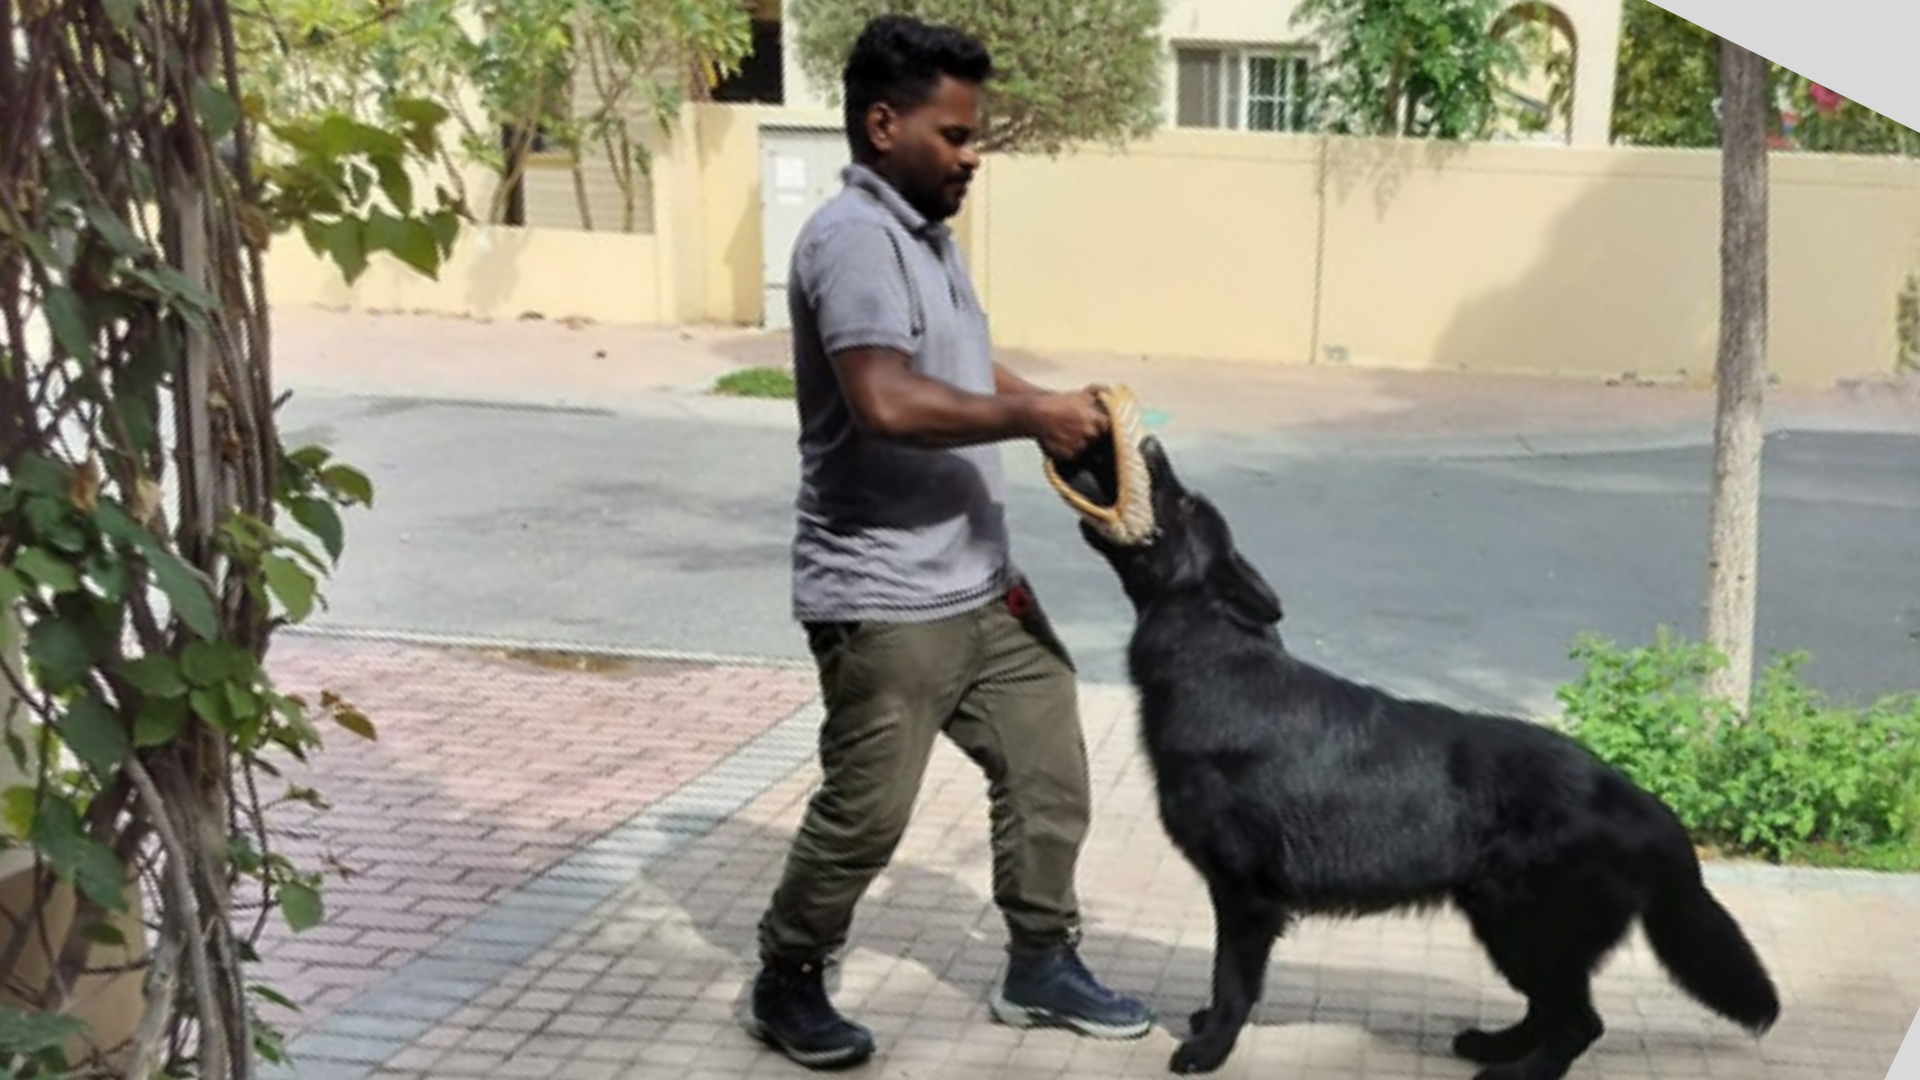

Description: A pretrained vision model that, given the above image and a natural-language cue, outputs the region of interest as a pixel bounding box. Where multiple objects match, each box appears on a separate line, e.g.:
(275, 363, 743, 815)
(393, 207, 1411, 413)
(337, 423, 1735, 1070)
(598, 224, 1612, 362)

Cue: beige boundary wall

(264, 104, 1920, 387)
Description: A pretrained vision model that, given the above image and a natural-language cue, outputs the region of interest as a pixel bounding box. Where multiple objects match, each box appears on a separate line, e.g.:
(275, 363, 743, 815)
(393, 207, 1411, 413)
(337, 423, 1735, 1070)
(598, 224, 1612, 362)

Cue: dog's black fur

(1068, 437, 1780, 1079)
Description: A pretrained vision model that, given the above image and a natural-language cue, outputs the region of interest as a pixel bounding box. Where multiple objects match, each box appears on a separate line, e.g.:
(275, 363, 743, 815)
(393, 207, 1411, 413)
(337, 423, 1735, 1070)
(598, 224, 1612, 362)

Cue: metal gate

(759, 125, 850, 330)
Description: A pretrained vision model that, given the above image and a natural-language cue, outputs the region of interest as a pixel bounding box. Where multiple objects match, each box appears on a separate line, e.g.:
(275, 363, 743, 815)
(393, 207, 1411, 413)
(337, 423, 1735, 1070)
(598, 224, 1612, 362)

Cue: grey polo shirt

(786, 163, 1013, 625)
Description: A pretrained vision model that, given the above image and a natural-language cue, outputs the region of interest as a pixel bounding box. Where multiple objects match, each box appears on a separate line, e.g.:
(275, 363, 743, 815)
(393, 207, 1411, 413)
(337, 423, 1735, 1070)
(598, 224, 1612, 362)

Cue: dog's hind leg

(1170, 883, 1286, 1076)
(1456, 880, 1632, 1080)
(1470, 976, 1604, 1080)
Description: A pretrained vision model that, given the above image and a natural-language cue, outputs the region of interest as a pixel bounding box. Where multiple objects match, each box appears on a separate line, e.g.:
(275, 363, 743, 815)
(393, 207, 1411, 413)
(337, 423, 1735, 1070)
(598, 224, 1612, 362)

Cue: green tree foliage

(1611, 0, 1918, 154)
(1610, 0, 1721, 147)
(233, 0, 756, 227)
(1288, 0, 1528, 140)
(1788, 83, 1920, 156)
(787, 0, 1166, 155)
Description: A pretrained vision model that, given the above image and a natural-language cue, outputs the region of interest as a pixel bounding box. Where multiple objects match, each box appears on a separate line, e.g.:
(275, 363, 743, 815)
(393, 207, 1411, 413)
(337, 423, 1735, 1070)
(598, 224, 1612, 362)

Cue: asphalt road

(279, 390, 1920, 717)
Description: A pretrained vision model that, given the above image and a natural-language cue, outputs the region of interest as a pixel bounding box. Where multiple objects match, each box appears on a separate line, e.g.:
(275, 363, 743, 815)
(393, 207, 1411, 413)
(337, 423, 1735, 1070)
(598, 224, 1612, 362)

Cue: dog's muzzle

(1042, 385, 1158, 547)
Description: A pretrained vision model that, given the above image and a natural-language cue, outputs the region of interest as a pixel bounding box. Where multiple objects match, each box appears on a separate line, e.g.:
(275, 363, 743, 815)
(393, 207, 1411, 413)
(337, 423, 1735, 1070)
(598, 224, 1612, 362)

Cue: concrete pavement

(258, 642, 1920, 1080)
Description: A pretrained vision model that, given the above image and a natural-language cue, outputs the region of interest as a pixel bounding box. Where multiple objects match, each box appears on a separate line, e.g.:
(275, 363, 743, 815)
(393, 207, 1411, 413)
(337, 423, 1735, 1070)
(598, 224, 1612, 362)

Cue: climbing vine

(0, 0, 460, 1075)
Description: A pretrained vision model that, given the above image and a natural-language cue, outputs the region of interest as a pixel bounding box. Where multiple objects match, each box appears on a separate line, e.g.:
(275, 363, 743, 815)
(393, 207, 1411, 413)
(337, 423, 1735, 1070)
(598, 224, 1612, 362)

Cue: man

(743, 12, 1155, 1071)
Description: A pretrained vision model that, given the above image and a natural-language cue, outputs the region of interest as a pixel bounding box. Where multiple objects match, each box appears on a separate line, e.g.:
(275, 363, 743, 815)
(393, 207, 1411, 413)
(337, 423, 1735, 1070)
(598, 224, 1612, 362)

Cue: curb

(278, 623, 816, 672)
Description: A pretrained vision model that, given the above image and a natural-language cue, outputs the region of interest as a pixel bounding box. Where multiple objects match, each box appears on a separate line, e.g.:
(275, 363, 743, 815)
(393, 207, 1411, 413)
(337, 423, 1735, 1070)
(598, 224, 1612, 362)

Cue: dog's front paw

(1169, 1036, 1230, 1075)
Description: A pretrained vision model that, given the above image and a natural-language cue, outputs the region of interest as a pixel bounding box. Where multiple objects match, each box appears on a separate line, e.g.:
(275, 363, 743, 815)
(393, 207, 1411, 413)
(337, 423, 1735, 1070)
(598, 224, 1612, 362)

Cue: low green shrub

(713, 366, 796, 399)
(1556, 628, 1920, 870)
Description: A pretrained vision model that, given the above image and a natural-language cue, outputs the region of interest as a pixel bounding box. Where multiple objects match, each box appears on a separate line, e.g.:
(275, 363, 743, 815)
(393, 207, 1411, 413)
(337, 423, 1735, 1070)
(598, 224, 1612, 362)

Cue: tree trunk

(1703, 38, 1770, 715)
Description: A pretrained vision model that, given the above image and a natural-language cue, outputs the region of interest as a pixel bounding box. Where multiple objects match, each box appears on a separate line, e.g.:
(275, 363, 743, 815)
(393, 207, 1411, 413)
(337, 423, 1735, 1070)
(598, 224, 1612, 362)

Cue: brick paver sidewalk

(255, 635, 818, 1035)
(264, 673, 1920, 1080)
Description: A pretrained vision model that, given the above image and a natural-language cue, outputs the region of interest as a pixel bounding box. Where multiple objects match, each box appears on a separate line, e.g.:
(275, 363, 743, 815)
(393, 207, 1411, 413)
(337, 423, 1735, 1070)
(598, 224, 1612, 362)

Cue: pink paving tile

(246, 635, 817, 1035)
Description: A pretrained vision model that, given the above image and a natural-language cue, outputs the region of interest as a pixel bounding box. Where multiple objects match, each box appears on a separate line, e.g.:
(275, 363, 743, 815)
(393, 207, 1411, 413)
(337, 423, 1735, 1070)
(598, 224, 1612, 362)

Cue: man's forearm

(869, 380, 1040, 449)
(841, 353, 1039, 449)
(993, 362, 1047, 397)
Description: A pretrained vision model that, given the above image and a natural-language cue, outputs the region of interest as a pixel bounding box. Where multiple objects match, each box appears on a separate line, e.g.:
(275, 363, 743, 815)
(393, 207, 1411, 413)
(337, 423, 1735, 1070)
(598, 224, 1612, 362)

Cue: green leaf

(85, 546, 130, 603)
(289, 496, 346, 563)
(0, 571, 20, 646)
(391, 96, 450, 132)
(314, 113, 405, 159)
(426, 209, 461, 253)
(228, 831, 264, 874)
(13, 453, 69, 497)
(373, 154, 415, 215)
(285, 445, 333, 473)
(23, 493, 87, 554)
(193, 79, 242, 139)
(14, 547, 80, 593)
(136, 262, 220, 314)
(255, 1022, 290, 1065)
(0, 1005, 87, 1057)
(150, 547, 220, 639)
(86, 203, 146, 255)
(95, 503, 221, 638)
(270, 695, 322, 748)
(365, 211, 441, 278)
(81, 920, 128, 947)
(299, 217, 331, 259)
(191, 685, 234, 732)
(31, 795, 130, 913)
(249, 983, 301, 1011)
(27, 615, 94, 691)
(225, 682, 262, 728)
(1, 787, 38, 840)
(60, 692, 130, 776)
(320, 464, 375, 507)
(320, 218, 370, 283)
(279, 879, 324, 932)
(44, 286, 93, 359)
(134, 696, 189, 748)
(181, 640, 251, 687)
(262, 554, 317, 623)
(119, 653, 187, 698)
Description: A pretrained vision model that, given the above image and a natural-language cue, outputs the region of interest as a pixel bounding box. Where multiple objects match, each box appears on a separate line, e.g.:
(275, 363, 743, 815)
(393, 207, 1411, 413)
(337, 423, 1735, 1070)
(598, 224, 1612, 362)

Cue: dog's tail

(1641, 832, 1781, 1033)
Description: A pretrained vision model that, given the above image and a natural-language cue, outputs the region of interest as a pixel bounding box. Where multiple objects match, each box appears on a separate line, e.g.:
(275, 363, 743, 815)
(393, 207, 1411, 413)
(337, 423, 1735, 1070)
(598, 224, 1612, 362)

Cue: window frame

(1174, 44, 1315, 134)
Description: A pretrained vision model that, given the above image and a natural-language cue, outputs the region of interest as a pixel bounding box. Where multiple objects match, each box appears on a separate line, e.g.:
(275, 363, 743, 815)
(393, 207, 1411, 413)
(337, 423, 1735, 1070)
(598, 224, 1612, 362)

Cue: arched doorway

(1491, 2, 1580, 143)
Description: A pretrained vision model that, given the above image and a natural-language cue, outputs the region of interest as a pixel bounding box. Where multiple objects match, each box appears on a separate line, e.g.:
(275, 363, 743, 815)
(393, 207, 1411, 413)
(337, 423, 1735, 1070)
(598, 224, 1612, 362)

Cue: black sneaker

(741, 956, 877, 1070)
(989, 943, 1155, 1040)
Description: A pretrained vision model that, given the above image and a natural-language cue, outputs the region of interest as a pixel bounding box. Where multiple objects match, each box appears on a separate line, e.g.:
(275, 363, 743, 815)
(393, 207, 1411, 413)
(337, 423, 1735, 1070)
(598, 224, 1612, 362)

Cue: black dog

(1067, 437, 1780, 1079)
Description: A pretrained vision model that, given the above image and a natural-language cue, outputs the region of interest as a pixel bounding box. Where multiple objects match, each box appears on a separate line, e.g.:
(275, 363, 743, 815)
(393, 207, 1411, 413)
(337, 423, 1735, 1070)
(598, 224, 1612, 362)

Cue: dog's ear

(1212, 550, 1284, 630)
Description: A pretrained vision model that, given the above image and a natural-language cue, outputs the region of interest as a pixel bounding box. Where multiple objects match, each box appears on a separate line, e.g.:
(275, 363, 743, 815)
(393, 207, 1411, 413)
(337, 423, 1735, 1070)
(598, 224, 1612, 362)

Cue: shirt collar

(844, 163, 950, 244)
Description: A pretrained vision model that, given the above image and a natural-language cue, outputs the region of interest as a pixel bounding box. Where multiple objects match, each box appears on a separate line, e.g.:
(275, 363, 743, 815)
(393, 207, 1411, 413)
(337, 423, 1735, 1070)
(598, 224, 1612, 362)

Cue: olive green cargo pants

(757, 581, 1092, 963)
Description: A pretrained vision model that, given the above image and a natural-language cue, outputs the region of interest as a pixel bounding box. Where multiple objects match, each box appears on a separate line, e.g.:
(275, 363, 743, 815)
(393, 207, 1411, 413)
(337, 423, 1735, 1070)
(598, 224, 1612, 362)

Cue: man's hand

(1022, 387, 1109, 461)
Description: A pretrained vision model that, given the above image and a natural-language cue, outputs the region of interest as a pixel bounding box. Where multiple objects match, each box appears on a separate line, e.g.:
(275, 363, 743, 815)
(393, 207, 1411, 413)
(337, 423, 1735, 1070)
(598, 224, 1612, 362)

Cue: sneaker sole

(740, 1013, 876, 1070)
(989, 991, 1155, 1041)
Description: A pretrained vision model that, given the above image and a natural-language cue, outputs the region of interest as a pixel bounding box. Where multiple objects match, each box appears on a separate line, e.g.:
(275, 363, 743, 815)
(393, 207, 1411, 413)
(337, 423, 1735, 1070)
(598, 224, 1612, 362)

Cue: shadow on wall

(1429, 153, 1721, 383)
(462, 226, 531, 318)
(1427, 151, 1920, 386)
(1321, 135, 1472, 222)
